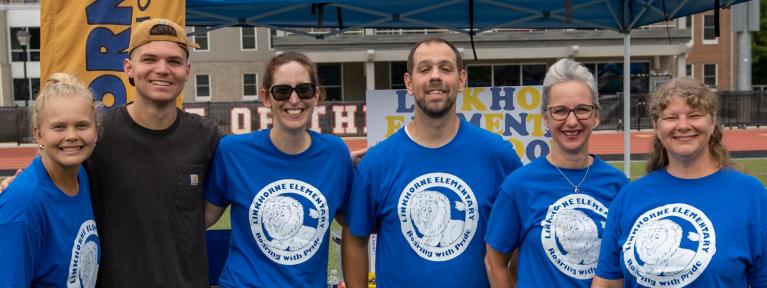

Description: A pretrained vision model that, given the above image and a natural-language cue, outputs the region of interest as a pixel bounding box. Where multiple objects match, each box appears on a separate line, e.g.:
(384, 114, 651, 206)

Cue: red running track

(2, 128, 766, 173)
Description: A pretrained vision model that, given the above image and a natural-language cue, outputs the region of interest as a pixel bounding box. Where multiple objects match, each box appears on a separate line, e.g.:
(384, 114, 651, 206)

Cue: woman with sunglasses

(593, 78, 767, 287)
(203, 51, 353, 287)
(484, 58, 627, 287)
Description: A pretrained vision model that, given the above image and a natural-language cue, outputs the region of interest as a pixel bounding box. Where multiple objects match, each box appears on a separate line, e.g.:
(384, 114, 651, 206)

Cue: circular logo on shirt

(398, 173, 478, 262)
(67, 220, 99, 288)
(540, 194, 608, 279)
(250, 179, 329, 265)
(623, 203, 716, 287)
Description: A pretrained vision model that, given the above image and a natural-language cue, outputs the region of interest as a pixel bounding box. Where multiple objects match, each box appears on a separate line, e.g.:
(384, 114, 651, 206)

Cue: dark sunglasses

(269, 83, 317, 101)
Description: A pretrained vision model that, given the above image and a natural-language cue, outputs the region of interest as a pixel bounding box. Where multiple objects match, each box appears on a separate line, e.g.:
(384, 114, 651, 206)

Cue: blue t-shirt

(204, 129, 353, 288)
(346, 119, 523, 287)
(0, 156, 100, 288)
(596, 168, 767, 287)
(485, 156, 627, 287)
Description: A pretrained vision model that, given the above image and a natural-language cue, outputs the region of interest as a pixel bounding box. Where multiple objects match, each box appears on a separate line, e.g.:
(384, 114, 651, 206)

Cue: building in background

(0, 1, 745, 106)
(682, 10, 734, 90)
(0, 1, 39, 107)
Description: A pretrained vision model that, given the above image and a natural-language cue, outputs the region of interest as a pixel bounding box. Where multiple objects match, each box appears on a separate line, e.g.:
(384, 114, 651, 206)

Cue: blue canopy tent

(186, 0, 751, 177)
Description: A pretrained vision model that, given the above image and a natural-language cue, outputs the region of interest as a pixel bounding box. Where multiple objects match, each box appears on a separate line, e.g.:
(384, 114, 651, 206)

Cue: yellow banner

(41, 0, 186, 109)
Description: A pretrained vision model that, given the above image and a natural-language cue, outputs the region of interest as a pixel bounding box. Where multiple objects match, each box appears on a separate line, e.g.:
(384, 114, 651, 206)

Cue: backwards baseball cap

(127, 18, 199, 56)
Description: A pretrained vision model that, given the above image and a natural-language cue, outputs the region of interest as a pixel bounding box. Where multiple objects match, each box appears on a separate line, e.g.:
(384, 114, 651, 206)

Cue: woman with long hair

(593, 77, 767, 287)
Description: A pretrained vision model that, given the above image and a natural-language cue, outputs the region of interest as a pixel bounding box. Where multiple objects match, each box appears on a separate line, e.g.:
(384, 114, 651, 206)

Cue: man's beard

(415, 81, 456, 118)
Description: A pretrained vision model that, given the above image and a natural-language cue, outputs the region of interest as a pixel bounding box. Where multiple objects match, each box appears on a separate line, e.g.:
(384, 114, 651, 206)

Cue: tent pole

(623, 33, 631, 178)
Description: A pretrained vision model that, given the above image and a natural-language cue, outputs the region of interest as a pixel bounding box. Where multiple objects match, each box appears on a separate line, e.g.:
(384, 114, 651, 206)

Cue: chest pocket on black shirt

(175, 164, 206, 210)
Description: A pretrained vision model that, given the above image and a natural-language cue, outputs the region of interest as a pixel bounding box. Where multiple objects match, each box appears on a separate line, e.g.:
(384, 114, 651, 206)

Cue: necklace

(552, 158, 591, 193)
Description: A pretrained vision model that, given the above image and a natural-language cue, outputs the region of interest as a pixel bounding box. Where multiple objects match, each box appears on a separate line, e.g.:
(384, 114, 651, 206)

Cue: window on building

(686, 64, 694, 77)
(467, 65, 492, 87)
(582, 63, 597, 80)
(703, 64, 717, 88)
(191, 27, 209, 51)
(596, 63, 623, 95)
(685, 16, 694, 44)
(13, 78, 40, 103)
(493, 65, 521, 86)
(196, 74, 211, 99)
(268, 29, 276, 50)
(521, 64, 546, 85)
(629, 62, 650, 93)
(243, 73, 259, 100)
(703, 14, 717, 44)
(466, 64, 546, 87)
(390, 62, 407, 89)
(318, 63, 342, 101)
(241, 27, 257, 50)
(592, 62, 650, 95)
(10, 27, 41, 62)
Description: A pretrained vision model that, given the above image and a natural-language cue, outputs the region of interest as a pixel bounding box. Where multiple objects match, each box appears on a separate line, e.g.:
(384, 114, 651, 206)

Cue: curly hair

(646, 77, 732, 173)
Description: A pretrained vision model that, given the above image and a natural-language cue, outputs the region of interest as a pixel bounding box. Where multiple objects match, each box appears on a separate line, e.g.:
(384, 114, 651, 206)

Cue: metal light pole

(16, 30, 30, 107)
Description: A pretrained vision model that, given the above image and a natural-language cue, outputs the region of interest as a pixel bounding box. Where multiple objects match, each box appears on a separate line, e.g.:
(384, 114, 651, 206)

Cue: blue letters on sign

(86, 0, 131, 25)
(90, 75, 127, 111)
(86, 28, 130, 71)
(490, 87, 516, 111)
(395, 90, 415, 113)
(526, 139, 549, 161)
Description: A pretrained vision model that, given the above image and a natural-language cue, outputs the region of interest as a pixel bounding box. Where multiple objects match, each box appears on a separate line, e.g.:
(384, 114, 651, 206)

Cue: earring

(39, 144, 45, 149)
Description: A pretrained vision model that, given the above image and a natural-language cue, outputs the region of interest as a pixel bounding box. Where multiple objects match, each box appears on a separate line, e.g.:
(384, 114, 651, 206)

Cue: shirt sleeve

(345, 163, 378, 237)
(203, 141, 229, 208)
(485, 183, 523, 254)
(748, 186, 767, 287)
(0, 221, 40, 287)
(335, 145, 355, 220)
(595, 193, 625, 280)
(502, 142, 524, 176)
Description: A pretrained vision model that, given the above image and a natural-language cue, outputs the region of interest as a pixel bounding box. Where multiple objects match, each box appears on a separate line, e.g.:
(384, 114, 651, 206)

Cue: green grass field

(607, 157, 767, 183)
(206, 157, 767, 277)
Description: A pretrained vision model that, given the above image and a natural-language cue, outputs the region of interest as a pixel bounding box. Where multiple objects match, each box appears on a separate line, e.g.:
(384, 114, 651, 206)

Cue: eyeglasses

(545, 104, 598, 121)
(269, 83, 316, 101)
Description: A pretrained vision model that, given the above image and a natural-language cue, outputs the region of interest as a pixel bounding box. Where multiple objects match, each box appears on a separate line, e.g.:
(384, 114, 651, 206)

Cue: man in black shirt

(87, 18, 219, 287)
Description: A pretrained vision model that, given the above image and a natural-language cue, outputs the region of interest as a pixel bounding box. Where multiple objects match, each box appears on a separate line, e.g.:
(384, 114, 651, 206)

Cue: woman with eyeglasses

(203, 51, 353, 287)
(484, 58, 628, 287)
(592, 78, 767, 287)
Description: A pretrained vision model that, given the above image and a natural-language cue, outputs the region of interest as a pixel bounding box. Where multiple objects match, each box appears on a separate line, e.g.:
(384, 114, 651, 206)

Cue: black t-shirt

(88, 105, 220, 288)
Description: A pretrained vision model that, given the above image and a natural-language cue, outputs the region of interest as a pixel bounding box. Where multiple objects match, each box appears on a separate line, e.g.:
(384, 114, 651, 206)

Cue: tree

(752, 0, 767, 85)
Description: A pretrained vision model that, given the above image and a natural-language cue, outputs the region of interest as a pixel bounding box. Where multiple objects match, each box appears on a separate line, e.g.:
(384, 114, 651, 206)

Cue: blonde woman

(0, 73, 100, 287)
(593, 77, 767, 287)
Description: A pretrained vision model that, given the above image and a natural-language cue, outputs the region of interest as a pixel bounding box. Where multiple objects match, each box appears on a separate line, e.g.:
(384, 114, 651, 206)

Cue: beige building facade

(0, 1, 743, 107)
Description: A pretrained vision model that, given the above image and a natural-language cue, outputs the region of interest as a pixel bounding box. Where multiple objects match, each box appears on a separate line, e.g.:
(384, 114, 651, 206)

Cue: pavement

(2, 128, 766, 176)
